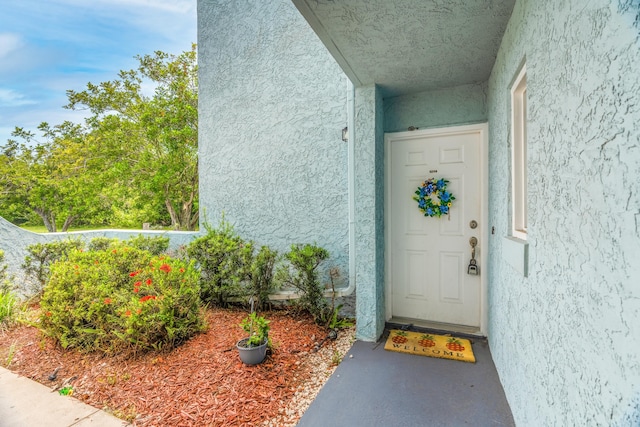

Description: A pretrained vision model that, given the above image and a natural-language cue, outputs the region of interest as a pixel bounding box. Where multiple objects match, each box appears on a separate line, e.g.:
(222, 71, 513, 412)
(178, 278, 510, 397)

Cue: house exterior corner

(197, 0, 640, 424)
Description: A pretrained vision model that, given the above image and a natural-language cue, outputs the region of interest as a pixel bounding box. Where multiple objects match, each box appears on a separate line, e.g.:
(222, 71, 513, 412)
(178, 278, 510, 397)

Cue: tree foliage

(0, 45, 198, 231)
(0, 123, 109, 231)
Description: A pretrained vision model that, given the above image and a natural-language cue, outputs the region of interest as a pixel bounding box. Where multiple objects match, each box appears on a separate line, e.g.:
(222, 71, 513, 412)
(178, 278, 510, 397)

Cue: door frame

(384, 123, 489, 336)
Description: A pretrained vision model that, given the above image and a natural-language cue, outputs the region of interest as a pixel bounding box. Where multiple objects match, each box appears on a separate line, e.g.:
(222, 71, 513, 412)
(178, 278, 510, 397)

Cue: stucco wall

(383, 82, 487, 133)
(197, 0, 349, 287)
(354, 85, 385, 341)
(487, 0, 640, 425)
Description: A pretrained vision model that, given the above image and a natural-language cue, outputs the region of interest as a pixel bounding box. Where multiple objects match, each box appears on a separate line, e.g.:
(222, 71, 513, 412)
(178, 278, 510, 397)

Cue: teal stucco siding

(384, 82, 488, 133)
(197, 0, 350, 286)
(354, 85, 385, 341)
(486, 0, 640, 424)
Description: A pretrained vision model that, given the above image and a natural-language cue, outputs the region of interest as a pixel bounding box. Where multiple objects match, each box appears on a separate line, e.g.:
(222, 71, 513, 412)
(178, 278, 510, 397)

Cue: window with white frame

(511, 64, 527, 240)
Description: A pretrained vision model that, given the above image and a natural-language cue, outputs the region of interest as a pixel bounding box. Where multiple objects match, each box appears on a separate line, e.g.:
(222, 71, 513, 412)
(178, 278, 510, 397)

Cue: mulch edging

(0, 308, 329, 426)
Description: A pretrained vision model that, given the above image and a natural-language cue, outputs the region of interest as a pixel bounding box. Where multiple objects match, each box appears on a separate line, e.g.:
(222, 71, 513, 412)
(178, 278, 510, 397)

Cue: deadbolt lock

(470, 220, 478, 229)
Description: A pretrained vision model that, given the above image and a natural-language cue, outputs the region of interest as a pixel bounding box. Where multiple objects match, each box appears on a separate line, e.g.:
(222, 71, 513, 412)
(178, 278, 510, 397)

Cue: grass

(4, 343, 17, 367)
(16, 225, 49, 233)
(331, 349, 343, 366)
(0, 291, 17, 326)
(21, 225, 118, 233)
(19, 224, 190, 233)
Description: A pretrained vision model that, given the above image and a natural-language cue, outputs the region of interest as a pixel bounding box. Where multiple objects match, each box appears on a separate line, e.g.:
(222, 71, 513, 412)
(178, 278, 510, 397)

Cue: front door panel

(387, 127, 482, 328)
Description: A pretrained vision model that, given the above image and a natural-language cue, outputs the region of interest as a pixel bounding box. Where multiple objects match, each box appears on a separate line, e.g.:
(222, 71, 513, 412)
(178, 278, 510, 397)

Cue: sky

(0, 0, 197, 145)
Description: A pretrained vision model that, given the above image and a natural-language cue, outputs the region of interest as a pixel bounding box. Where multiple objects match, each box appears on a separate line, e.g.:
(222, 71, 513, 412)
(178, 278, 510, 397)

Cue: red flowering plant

(40, 240, 204, 355)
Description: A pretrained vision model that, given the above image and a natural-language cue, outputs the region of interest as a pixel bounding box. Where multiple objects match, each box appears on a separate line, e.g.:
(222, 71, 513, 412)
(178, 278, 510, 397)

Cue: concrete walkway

(298, 329, 515, 427)
(0, 367, 129, 427)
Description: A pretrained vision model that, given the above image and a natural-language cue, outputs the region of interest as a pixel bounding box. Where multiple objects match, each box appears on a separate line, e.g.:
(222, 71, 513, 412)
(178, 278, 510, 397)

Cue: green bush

(87, 237, 119, 252)
(186, 221, 254, 305)
(22, 239, 84, 295)
(127, 234, 170, 255)
(0, 250, 17, 327)
(40, 244, 205, 354)
(277, 244, 330, 323)
(88, 235, 169, 255)
(0, 250, 11, 293)
(248, 246, 278, 310)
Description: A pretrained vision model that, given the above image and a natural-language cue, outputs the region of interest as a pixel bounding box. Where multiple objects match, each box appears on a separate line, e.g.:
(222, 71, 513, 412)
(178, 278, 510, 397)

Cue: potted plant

(237, 312, 270, 365)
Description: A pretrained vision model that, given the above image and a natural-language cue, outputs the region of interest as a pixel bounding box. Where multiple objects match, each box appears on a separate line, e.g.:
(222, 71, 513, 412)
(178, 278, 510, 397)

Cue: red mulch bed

(0, 308, 328, 426)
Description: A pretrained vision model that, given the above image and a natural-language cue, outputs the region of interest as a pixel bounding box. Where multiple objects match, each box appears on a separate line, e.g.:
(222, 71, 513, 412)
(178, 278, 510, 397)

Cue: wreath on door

(413, 178, 455, 217)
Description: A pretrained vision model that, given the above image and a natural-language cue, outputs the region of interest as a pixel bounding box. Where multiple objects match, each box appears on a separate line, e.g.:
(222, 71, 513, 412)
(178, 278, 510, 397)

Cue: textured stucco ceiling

(293, 0, 515, 97)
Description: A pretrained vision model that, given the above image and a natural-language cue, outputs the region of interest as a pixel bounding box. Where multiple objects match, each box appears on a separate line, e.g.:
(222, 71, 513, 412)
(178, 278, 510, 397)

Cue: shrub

(277, 244, 330, 323)
(88, 235, 169, 255)
(247, 246, 278, 310)
(22, 239, 84, 295)
(186, 221, 253, 305)
(127, 234, 170, 255)
(0, 250, 17, 327)
(0, 250, 11, 293)
(0, 254, 13, 325)
(87, 237, 120, 252)
(40, 244, 205, 354)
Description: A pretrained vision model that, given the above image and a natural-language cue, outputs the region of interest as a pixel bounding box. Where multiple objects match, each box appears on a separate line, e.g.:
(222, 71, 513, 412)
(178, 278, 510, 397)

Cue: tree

(0, 123, 108, 232)
(66, 44, 199, 230)
(0, 45, 198, 232)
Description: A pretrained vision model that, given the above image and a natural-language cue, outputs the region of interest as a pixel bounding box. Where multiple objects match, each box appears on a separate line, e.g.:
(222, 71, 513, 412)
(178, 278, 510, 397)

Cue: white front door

(385, 124, 487, 330)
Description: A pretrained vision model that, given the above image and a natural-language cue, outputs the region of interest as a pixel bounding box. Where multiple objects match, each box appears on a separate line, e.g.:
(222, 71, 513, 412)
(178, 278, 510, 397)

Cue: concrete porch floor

(298, 327, 515, 427)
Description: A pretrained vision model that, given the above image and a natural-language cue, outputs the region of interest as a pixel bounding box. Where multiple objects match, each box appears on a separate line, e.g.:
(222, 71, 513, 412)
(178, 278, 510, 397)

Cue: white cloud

(0, 33, 23, 60)
(0, 88, 36, 107)
(56, 0, 194, 14)
(105, 0, 194, 14)
(0, 0, 196, 145)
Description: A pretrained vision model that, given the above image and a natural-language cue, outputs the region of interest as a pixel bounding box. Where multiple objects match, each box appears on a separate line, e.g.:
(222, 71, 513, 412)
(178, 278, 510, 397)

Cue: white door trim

(384, 123, 489, 336)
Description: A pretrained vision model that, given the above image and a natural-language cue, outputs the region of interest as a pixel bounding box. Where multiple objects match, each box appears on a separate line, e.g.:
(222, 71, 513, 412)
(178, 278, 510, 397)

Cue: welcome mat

(384, 330, 476, 363)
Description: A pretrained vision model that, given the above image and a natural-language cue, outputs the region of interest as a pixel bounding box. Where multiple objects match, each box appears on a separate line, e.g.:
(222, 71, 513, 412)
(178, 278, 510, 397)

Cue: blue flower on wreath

(412, 177, 456, 218)
(426, 183, 435, 194)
